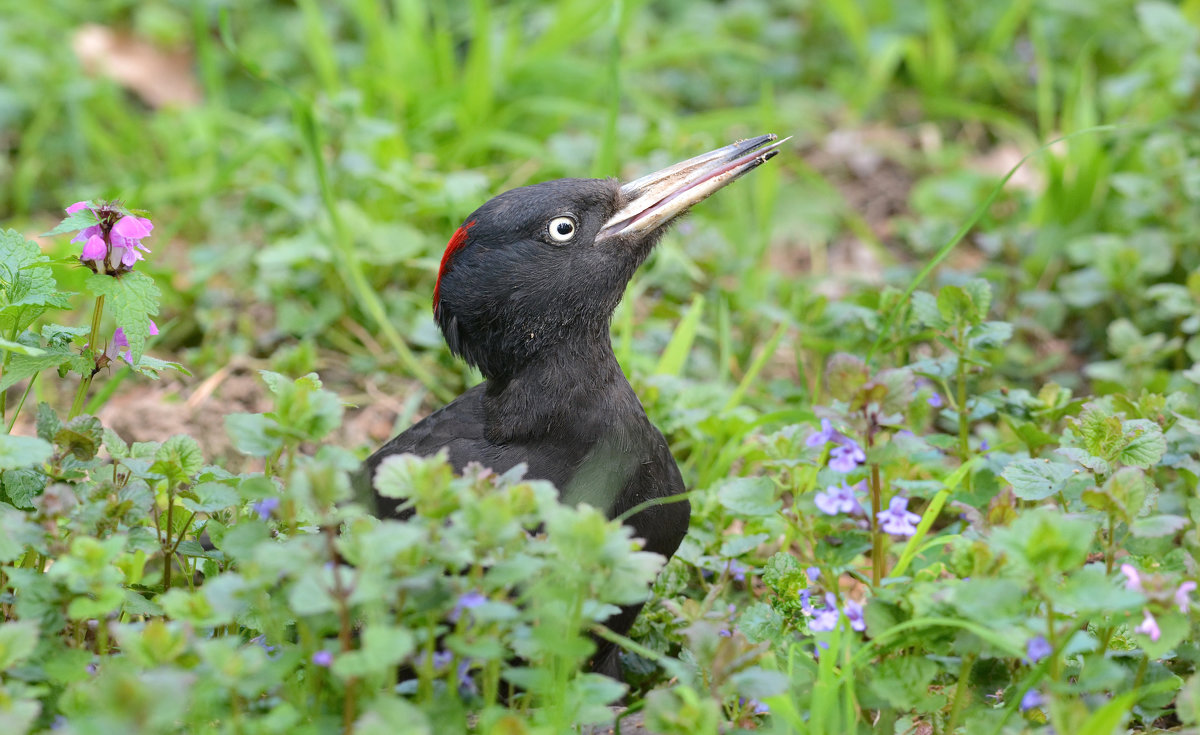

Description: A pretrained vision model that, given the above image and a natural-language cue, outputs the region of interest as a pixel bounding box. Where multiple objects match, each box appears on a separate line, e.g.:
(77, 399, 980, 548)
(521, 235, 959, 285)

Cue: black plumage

(363, 135, 783, 677)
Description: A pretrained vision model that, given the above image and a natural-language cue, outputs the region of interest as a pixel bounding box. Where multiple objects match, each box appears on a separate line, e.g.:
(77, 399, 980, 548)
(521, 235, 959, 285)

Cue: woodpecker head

(432, 134, 784, 380)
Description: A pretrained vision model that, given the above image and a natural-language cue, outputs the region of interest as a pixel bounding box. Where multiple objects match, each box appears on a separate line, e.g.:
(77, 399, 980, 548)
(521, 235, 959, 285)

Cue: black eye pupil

(556, 221, 573, 235)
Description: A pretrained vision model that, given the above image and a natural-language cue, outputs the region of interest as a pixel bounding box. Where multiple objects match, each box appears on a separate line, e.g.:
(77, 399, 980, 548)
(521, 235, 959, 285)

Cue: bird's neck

(481, 332, 636, 444)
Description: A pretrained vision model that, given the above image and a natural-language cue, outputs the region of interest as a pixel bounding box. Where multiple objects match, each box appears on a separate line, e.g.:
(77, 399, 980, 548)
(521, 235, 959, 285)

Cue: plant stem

(6, 373, 37, 433)
(871, 462, 885, 586)
(70, 295, 106, 418)
(944, 653, 977, 734)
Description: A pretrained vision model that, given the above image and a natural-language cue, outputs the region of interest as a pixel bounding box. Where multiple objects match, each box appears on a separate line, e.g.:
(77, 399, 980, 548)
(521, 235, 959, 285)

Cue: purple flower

(1120, 564, 1143, 592)
(432, 650, 453, 671)
(1176, 581, 1196, 613)
(456, 659, 478, 696)
(1135, 610, 1161, 641)
(980, 439, 990, 452)
(723, 559, 749, 582)
(81, 234, 107, 261)
(806, 566, 820, 582)
(61, 201, 154, 274)
(1020, 689, 1043, 711)
(251, 497, 280, 520)
(718, 628, 733, 638)
(450, 591, 487, 622)
(828, 441, 866, 473)
(312, 650, 334, 667)
(739, 697, 770, 715)
(844, 599, 866, 632)
(66, 201, 91, 214)
(814, 481, 863, 515)
(808, 593, 839, 632)
(877, 496, 920, 536)
(806, 418, 839, 447)
(927, 392, 944, 408)
(1025, 635, 1051, 663)
(249, 634, 279, 656)
(798, 588, 814, 615)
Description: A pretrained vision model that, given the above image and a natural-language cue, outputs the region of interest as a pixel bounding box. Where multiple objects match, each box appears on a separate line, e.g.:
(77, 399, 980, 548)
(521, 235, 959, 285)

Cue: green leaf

(0, 348, 75, 392)
(1119, 419, 1166, 468)
(715, 476, 780, 517)
(1001, 458, 1075, 500)
(936, 285, 972, 324)
(719, 533, 768, 558)
(149, 435, 203, 486)
(737, 601, 784, 643)
(910, 291, 945, 329)
(966, 321, 1012, 350)
(41, 207, 98, 236)
(1079, 404, 1125, 461)
(0, 620, 40, 669)
(0, 338, 44, 356)
(1, 469, 47, 509)
(654, 294, 704, 377)
(1129, 514, 1189, 538)
(54, 415, 104, 461)
(35, 402, 61, 442)
(0, 434, 53, 470)
(331, 625, 415, 680)
(825, 353, 869, 402)
(84, 271, 160, 363)
(225, 413, 282, 457)
(180, 482, 241, 513)
(962, 278, 992, 322)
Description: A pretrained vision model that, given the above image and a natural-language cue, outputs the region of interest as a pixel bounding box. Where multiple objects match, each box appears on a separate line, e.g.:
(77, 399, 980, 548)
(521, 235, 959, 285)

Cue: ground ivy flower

(1135, 610, 1161, 641)
(450, 590, 487, 622)
(807, 418, 867, 473)
(1120, 564, 1143, 591)
(1020, 689, 1044, 711)
(844, 599, 866, 632)
(1025, 635, 1051, 663)
(312, 650, 334, 667)
(877, 496, 921, 536)
(723, 559, 749, 582)
(828, 440, 866, 472)
(432, 650, 453, 671)
(1176, 581, 1196, 613)
(927, 392, 944, 407)
(808, 592, 840, 632)
(814, 481, 863, 515)
(251, 497, 279, 520)
(799, 588, 814, 615)
(806, 566, 820, 582)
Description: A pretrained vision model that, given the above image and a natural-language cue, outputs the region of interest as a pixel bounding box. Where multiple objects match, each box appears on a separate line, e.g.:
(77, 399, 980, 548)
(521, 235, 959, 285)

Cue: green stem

(871, 462, 885, 586)
(70, 295, 106, 418)
(944, 653, 977, 734)
(6, 373, 37, 433)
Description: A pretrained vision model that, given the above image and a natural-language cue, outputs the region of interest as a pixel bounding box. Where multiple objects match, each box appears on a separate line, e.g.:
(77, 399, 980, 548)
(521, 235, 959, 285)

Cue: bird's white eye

(548, 216, 577, 242)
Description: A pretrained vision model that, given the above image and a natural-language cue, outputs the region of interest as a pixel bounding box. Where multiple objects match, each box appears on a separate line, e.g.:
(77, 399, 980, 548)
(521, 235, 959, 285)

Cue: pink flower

(109, 320, 159, 363)
(1176, 581, 1196, 613)
(66, 201, 91, 214)
(1135, 610, 1161, 641)
(58, 201, 154, 274)
(1120, 564, 1143, 592)
(81, 235, 107, 261)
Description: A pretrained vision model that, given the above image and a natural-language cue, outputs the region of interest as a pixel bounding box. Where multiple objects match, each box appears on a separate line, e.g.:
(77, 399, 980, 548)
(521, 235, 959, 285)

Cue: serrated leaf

(936, 285, 972, 324)
(1119, 419, 1166, 468)
(719, 533, 768, 558)
(149, 435, 203, 486)
(1055, 447, 1110, 474)
(0, 434, 53, 470)
(963, 278, 992, 322)
(1, 469, 47, 509)
(54, 415, 103, 461)
(1079, 405, 1125, 461)
(715, 476, 780, 517)
(1001, 458, 1075, 500)
(128, 353, 190, 378)
(84, 271, 160, 363)
(35, 402, 61, 442)
(910, 291, 945, 329)
(736, 602, 784, 643)
(103, 427, 129, 458)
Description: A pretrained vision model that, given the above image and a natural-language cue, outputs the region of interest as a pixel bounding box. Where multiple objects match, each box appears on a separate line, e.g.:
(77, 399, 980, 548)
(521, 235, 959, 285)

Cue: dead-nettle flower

(66, 201, 154, 275)
(1135, 610, 1161, 641)
(108, 321, 159, 364)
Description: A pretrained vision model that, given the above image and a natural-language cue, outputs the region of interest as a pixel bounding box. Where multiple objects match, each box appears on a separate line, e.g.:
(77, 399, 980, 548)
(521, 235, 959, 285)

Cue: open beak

(597, 134, 787, 242)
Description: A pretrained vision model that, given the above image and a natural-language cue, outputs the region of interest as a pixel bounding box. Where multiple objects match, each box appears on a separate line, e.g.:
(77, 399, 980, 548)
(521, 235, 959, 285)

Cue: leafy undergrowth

(4, 1, 1200, 733)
